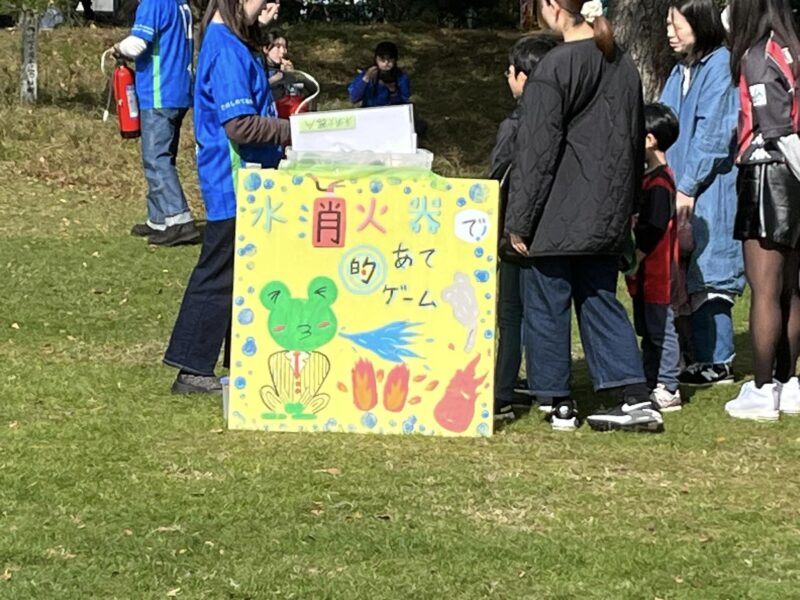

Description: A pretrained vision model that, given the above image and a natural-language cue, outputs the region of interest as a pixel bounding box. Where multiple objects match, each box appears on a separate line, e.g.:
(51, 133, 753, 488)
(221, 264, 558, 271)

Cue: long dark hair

(729, 0, 800, 81)
(199, 0, 262, 50)
(668, 0, 727, 64)
(540, 0, 616, 61)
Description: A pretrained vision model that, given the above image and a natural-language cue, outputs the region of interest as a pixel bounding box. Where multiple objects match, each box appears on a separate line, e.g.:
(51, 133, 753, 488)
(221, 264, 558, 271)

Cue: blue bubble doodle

(244, 173, 262, 191)
(474, 270, 491, 283)
(292, 175, 304, 186)
(361, 412, 378, 429)
(234, 377, 247, 390)
(242, 337, 257, 357)
(263, 179, 275, 190)
(370, 180, 384, 194)
(474, 247, 484, 258)
(238, 309, 254, 325)
(235, 296, 245, 306)
(469, 183, 489, 203)
(402, 415, 418, 434)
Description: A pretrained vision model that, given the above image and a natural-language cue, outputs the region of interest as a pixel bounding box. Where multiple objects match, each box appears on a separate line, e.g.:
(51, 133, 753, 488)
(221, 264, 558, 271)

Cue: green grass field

(2, 23, 800, 599)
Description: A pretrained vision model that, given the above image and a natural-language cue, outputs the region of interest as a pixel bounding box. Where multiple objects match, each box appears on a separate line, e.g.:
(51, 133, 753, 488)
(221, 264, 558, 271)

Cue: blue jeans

(691, 298, 735, 364)
(140, 108, 191, 227)
(495, 261, 524, 407)
(633, 298, 680, 392)
(522, 256, 645, 397)
(164, 219, 235, 376)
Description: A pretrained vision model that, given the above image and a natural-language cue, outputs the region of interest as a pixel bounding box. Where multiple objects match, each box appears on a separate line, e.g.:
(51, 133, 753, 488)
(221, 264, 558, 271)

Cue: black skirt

(735, 162, 800, 248)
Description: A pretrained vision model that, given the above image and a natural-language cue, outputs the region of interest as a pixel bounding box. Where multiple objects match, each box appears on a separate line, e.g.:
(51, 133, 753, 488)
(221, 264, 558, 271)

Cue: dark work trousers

(495, 260, 525, 408)
(164, 218, 235, 376)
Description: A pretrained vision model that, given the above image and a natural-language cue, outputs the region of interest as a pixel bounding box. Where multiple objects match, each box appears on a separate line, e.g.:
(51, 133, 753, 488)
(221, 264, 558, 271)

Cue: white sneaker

(651, 384, 682, 412)
(778, 377, 800, 415)
(725, 382, 780, 421)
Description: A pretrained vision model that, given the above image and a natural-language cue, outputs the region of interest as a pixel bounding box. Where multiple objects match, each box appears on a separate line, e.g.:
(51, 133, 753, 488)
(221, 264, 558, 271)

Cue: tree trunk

(20, 9, 38, 104)
(610, 0, 675, 101)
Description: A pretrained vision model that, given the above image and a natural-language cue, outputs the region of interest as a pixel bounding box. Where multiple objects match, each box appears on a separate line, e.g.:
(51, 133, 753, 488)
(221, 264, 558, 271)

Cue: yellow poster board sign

(229, 169, 499, 437)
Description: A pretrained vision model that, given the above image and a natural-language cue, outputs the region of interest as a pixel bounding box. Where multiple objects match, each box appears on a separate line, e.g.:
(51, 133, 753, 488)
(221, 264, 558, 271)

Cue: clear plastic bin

(281, 148, 434, 170)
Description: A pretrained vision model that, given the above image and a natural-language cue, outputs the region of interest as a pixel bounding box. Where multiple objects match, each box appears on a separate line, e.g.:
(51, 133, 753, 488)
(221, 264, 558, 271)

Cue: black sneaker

(148, 222, 201, 247)
(586, 402, 664, 433)
(172, 373, 222, 395)
(679, 362, 734, 386)
(510, 392, 534, 413)
(546, 399, 579, 431)
(131, 222, 160, 237)
(494, 403, 516, 422)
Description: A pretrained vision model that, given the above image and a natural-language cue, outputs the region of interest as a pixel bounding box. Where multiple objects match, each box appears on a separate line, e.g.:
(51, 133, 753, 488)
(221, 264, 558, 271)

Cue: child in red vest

(627, 103, 682, 412)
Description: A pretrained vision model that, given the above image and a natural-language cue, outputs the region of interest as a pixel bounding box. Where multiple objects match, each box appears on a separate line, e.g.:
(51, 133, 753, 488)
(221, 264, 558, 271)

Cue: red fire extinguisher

(102, 50, 140, 139)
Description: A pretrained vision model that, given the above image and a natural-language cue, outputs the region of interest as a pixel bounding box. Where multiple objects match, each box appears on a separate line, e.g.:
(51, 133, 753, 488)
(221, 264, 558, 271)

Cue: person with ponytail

(659, 0, 745, 387)
(163, 0, 290, 394)
(505, 0, 661, 433)
(724, 0, 800, 420)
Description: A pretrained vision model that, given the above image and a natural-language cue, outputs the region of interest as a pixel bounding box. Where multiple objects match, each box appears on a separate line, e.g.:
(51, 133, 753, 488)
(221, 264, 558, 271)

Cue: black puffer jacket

(505, 39, 645, 257)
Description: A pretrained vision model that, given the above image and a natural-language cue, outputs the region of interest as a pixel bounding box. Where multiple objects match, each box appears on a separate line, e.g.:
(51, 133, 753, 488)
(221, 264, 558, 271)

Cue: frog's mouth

(298, 324, 312, 339)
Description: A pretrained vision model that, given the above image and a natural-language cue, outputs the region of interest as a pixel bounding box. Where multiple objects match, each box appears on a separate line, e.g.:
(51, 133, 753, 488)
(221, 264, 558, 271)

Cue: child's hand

(281, 58, 294, 71)
(364, 66, 379, 82)
(509, 233, 528, 256)
(259, 1, 280, 25)
(676, 191, 695, 221)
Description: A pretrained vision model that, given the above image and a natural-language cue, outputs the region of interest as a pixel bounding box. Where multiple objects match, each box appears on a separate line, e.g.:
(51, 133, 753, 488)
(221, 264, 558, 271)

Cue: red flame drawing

(383, 364, 410, 412)
(352, 359, 378, 412)
(433, 355, 487, 433)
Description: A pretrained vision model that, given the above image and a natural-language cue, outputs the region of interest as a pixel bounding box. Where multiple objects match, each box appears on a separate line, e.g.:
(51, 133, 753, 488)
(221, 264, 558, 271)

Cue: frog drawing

(259, 276, 338, 420)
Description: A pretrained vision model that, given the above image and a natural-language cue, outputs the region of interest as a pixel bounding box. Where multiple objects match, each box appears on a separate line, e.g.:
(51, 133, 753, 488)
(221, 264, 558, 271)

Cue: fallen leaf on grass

(153, 525, 182, 534)
(46, 546, 76, 559)
(166, 588, 181, 597)
(374, 514, 392, 521)
(10, 323, 19, 330)
(123, 529, 133, 536)
(8, 422, 18, 429)
(1, 568, 16, 581)
(314, 468, 341, 477)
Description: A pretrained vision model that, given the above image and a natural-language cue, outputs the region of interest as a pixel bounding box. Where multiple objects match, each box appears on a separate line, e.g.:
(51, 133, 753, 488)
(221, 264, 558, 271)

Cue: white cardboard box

(289, 104, 416, 154)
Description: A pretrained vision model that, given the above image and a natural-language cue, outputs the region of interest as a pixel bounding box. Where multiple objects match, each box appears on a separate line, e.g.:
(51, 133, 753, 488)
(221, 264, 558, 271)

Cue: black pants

(495, 260, 524, 406)
(164, 219, 235, 376)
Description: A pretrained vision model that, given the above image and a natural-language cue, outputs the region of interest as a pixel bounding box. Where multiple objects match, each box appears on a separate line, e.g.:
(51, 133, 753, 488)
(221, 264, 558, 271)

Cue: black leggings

(743, 239, 800, 385)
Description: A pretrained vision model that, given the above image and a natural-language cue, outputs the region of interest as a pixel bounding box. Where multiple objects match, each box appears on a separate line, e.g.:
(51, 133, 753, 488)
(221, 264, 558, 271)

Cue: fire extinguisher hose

(101, 49, 115, 122)
(293, 70, 321, 115)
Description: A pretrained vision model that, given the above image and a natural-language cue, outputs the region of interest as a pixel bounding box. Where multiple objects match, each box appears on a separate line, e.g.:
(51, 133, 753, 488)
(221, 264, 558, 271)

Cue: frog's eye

(319, 321, 331, 328)
(274, 325, 286, 332)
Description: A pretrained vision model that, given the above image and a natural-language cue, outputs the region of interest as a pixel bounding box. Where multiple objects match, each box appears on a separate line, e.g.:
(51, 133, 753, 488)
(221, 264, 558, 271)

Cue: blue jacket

(348, 69, 411, 107)
(660, 47, 744, 296)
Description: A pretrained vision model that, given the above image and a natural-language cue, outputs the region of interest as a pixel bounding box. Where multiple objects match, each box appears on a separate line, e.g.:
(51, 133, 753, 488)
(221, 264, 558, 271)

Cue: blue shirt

(348, 69, 411, 107)
(131, 0, 193, 109)
(194, 22, 282, 221)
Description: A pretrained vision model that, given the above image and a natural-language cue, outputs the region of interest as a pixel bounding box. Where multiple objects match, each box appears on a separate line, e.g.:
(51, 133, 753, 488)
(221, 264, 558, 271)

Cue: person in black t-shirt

(726, 0, 800, 420)
(505, 0, 661, 433)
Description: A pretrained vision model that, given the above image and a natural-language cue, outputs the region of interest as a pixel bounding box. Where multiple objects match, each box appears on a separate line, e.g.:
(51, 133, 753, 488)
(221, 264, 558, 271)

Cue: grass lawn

(2, 23, 800, 599)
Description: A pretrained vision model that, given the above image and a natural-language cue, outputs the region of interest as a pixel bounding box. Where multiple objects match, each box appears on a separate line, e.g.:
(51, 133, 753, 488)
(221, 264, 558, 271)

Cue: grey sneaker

(651, 384, 682, 412)
(172, 373, 222, 395)
(148, 222, 201, 247)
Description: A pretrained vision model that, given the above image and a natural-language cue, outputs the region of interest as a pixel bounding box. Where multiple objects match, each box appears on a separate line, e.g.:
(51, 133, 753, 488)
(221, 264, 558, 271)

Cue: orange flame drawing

(352, 359, 378, 412)
(383, 364, 410, 412)
(434, 355, 487, 433)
